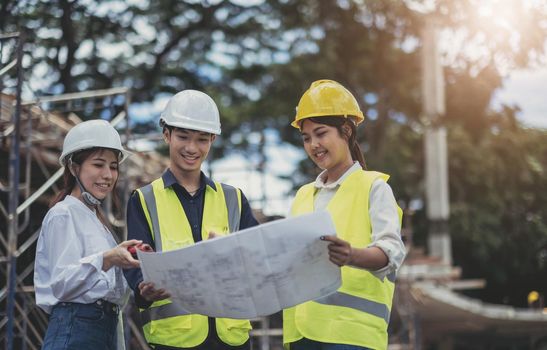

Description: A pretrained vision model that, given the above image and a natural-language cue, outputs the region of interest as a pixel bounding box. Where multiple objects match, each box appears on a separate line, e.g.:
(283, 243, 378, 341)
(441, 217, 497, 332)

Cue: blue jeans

(291, 338, 372, 350)
(42, 301, 118, 350)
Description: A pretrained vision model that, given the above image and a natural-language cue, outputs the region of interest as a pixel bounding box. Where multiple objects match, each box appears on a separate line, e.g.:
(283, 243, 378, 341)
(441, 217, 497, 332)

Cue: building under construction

(2, 31, 547, 350)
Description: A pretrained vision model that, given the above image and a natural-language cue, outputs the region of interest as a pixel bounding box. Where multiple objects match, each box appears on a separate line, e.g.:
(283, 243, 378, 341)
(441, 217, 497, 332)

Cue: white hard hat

(59, 119, 131, 166)
(159, 90, 221, 135)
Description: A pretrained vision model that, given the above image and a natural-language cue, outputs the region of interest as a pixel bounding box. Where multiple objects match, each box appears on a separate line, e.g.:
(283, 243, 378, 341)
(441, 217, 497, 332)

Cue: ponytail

(346, 121, 367, 169)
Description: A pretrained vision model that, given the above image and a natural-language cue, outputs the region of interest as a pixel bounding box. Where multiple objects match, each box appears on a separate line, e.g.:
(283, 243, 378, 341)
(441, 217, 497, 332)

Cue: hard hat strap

(67, 156, 102, 207)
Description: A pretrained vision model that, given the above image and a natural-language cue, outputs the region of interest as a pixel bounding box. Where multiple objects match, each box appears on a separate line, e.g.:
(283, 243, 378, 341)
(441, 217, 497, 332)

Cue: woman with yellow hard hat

(283, 80, 406, 350)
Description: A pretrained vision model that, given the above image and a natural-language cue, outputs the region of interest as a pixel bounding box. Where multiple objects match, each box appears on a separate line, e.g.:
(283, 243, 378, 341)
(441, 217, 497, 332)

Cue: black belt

(93, 299, 120, 315)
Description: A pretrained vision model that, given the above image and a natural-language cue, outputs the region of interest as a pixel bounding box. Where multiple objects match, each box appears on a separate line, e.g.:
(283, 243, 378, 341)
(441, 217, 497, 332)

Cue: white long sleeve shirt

(34, 195, 129, 314)
(311, 162, 406, 280)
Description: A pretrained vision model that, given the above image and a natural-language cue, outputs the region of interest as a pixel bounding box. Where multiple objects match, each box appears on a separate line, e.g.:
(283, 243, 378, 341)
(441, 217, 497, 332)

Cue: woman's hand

(321, 235, 389, 270)
(138, 281, 171, 302)
(321, 235, 353, 266)
(102, 239, 142, 271)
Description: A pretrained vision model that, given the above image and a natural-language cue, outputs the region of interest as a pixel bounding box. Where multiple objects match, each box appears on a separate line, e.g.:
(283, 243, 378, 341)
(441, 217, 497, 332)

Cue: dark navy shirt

(123, 169, 259, 307)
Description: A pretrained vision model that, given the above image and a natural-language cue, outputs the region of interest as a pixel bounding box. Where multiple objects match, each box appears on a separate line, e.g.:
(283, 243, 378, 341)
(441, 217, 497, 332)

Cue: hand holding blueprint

(137, 211, 341, 319)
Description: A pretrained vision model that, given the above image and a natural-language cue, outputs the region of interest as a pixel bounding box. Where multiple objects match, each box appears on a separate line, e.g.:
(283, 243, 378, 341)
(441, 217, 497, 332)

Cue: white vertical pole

(422, 17, 452, 265)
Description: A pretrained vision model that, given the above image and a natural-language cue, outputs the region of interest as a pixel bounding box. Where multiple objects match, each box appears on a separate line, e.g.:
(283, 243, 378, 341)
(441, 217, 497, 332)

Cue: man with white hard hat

(124, 90, 258, 350)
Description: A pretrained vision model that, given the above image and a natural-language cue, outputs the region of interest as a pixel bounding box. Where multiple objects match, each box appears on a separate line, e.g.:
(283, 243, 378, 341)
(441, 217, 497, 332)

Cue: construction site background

(3, 1, 547, 349)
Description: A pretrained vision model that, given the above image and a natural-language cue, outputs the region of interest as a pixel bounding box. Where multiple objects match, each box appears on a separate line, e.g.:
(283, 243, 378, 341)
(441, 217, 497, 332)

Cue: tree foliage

(448, 115, 547, 305)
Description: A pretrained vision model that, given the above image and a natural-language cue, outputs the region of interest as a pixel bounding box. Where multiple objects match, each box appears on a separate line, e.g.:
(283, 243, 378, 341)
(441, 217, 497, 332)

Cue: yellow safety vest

(136, 177, 252, 348)
(283, 170, 402, 350)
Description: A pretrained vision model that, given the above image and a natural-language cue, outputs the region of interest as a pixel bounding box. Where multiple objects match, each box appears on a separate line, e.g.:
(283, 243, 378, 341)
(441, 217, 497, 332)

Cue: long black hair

(303, 116, 367, 169)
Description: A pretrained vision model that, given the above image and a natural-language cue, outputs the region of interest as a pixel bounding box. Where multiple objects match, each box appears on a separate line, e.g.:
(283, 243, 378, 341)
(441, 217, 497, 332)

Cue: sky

(495, 68, 547, 129)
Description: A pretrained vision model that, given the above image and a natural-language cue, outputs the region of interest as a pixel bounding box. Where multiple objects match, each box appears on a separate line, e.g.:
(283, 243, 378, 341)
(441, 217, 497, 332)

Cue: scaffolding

(0, 30, 153, 349)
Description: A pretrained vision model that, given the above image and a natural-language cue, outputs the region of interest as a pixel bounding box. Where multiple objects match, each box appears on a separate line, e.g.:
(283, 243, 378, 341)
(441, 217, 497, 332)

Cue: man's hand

(138, 281, 171, 302)
(208, 231, 220, 239)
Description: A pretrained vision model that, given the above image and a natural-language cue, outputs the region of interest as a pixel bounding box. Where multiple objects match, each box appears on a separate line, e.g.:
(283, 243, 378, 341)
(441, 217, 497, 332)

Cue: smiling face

(164, 127, 215, 177)
(301, 118, 354, 181)
(71, 149, 119, 201)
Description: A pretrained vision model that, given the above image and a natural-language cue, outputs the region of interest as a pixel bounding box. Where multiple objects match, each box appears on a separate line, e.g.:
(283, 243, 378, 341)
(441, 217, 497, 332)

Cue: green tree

(448, 114, 547, 306)
(4, 0, 276, 120)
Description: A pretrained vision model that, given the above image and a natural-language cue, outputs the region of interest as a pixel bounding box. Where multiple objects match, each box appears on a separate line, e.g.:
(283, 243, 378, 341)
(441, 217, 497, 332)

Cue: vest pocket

(216, 318, 252, 346)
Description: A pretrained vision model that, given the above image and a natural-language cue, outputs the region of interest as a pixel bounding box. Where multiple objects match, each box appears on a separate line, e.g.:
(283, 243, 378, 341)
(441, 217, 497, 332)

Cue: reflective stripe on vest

(315, 291, 390, 324)
(139, 182, 240, 252)
(221, 183, 240, 233)
(140, 183, 162, 250)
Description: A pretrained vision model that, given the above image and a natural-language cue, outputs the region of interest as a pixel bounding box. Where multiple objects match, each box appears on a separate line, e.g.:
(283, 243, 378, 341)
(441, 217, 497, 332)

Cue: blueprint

(137, 211, 341, 319)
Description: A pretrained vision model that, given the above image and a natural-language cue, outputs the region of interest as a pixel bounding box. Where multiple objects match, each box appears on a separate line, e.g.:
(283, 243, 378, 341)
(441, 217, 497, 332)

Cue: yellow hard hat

(292, 79, 365, 129)
(528, 291, 540, 304)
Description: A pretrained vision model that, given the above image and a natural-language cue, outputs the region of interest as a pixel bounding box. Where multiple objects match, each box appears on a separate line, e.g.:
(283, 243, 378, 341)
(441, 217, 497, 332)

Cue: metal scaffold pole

(6, 31, 24, 350)
(0, 29, 138, 346)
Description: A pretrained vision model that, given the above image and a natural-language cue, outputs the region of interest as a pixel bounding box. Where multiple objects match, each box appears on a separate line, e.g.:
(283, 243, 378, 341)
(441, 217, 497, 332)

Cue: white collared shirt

(34, 195, 129, 314)
(312, 162, 406, 280)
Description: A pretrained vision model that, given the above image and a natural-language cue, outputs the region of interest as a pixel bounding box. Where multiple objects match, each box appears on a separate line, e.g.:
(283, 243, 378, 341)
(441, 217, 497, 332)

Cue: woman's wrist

(347, 246, 356, 266)
(102, 249, 114, 271)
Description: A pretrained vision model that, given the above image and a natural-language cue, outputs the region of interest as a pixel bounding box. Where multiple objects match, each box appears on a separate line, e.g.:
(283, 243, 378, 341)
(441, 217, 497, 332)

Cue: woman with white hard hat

(283, 80, 406, 350)
(34, 119, 140, 350)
